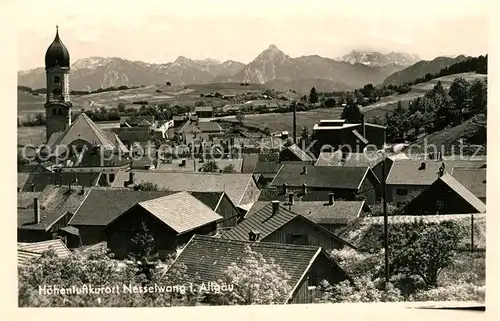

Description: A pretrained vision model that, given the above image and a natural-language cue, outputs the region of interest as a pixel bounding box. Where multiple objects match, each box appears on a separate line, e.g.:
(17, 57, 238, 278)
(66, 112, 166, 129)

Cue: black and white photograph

(1, 0, 494, 312)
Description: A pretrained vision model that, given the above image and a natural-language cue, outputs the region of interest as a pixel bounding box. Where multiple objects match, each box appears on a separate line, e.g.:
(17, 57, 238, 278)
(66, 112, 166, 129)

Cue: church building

(42, 27, 130, 164)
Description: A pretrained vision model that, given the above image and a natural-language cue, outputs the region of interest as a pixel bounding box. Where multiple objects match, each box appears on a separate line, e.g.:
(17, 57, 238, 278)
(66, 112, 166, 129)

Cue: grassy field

(361, 72, 487, 117)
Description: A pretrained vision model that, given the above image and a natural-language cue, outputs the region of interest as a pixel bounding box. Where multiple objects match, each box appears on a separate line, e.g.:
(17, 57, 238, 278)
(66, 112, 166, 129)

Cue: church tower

(44, 26, 72, 143)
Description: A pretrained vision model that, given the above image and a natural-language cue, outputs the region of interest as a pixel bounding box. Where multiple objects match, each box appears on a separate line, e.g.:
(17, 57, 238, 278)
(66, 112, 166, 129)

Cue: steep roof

(221, 202, 354, 248)
(285, 144, 314, 162)
(18, 208, 68, 231)
(70, 188, 176, 226)
(439, 173, 486, 213)
(450, 168, 486, 200)
(167, 235, 341, 302)
(189, 191, 225, 211)
(254, 161, 282, 174)
(48, 113, 116, 153)
(110, 170, 256, 206)
(135, 192, 223, 234)
(385, 159, 486, 186)
(271, 164, 372, 189)
(17, 192, 41, 209)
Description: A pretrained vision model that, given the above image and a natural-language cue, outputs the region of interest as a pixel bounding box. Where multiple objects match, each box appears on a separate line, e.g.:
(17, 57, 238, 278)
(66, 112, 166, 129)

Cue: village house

(194, 106, 214, 118)
(120, 115, 157, 129)
(385, 159, 486, 204)
(310, 117, 386, 155)
(269, 164, 381, 205)
(18, 239, 72, 267)
(401, 173, 486, 215)
(450, 167, 486, 203)
(279, 144, 315, 163)
(105, 192, 222, 259)
(110, 170, 261, 207)
(18, 172, 101, 192)
(245, 193, 368, 233)
(221, 201, 356, 251)
(165, 235, 351, 304)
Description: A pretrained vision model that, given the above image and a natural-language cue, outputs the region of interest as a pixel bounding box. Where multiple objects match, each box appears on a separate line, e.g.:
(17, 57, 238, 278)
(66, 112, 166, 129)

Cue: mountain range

(17, 45, 465, 93)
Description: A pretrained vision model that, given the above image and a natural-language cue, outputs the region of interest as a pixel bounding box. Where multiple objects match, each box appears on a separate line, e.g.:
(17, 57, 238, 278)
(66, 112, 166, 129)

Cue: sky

(16, 0, 490, 71)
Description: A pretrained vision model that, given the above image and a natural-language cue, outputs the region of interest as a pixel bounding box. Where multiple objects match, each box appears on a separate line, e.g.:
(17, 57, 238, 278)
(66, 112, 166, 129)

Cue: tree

(263, 127, 271, 136)
(308, 87, 318, 104)
(448, 77, 471, 123)
(341, 103, 362, 123)
(300, 126, 310, 146)
(137, 182, 160, 191)
(208, 245, 292, 305)
(324, 97, 336, 108)
(166, 81, 171, 86)
(200, 160, 220, 172)
(469, 79, 487, 115)
(389, 220, 463, 288)
(235, 113, 245, 127)
(117, 102, 126, 112)
(222, 164, 235, 173)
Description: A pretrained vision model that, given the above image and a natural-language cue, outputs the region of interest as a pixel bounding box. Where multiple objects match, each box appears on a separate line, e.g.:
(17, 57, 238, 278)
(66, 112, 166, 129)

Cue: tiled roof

(110, 170, 256, 206)
(189, 191, 225, 211)
(71, 188, 176, 226)
(246, 201, 364, 225)
(195, 106, 214, 112)
(103, 131, 129, 154)
(315, 151, 385, 167)
(166, 235, 326, 301)
(49, 113, 116, 153)
(385, 159, 486, 186)
(18, 172, 101, 192)
(38, 185, 93, 214)
(450, 168, 486, 200)
(286, 144, 314, 162)
(18, 239, 71, 258)
(271, 164, 371, 190)
(18, 249, 42, 266)
(18, 208, 67, 230)
(17, 192, 41, 209)
(178, 120, 201, 134)
(241, 154, 260, 173)
(439, 174, 486, 213)
(254, 161, 282, 174)
(111, 127, 152, 143)
(136, 192, 223, 234)
(221, 202, 353, 247)
(156, 158, 243, 173)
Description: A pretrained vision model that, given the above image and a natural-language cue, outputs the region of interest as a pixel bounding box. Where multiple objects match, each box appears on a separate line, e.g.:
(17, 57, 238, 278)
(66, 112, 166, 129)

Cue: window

(52, 109, 57, 116)
(436, 200, 445, 210)
(288, 233, 308, 245)
(396, 188, 408, 196)
(109, 173, 115, 183)
(58, 108, 63, 115)
(54, 76, 61, 84)
(53, 87, 61, 95)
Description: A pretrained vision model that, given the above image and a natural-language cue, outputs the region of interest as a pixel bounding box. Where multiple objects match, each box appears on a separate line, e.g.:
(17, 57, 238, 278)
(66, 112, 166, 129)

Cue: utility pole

(382, 151, 390, 288)
(292, 101, 297, 145)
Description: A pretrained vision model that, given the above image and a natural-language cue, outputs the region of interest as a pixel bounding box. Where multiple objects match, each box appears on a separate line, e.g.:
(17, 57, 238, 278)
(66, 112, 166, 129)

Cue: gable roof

(270, 164, 373, 190)
(134, 192, 223, 234)
(18, 172, 101, 192)
(246, 201, 365, 225)
(386, 159, 486, 186)
(195, 106, 214, 112)
(70, 188, 177, 226)
(241, 154, 260, 173)
(198, 122, 223, 132)
(450, 168, 486, 200)
(285, 144, 314, 162)
(18, 239, 71, 258)
(110, 127, 152, 143)
(189, 191, 225, 211)
(167, 235, 339, 302)
(221, 202, 354, 248)
(439, 173, 486, 213)
(18, 208, 68, 231)
(254, 161, 282, 174)
(49, 113, 116, 153)
(110, 170, 256, 206)
(18, 249, 42, 266)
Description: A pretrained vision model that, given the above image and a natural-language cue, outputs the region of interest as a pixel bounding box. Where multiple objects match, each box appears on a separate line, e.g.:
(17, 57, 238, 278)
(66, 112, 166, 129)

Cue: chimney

(302, 183, 308, 195)
(418, 162, 426, 170)
(283, 183, 288, 195)
(361, 113, 366, 138)
(288, 192, 294, 206)
(328, 193, 335, 205)
(129, 171, 135, 184)
(79, 186, 85, 195)
(30, 183, 35, 192)
(271, 200, 280, 216)
(33, 198, 41, 224)
(302, 166, 307, 174)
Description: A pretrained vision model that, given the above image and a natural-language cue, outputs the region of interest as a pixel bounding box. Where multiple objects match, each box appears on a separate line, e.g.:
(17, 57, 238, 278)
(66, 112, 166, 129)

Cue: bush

(409, 283, 485, 302)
